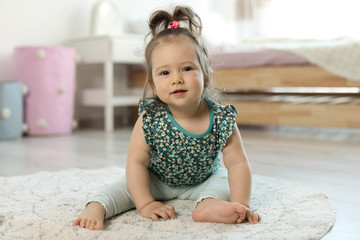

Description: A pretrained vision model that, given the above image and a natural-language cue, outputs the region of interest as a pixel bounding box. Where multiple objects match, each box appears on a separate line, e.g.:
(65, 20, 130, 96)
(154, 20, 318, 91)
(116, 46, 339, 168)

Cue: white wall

(2, 0, 359, 83)
(0, 0, 92, 81)
(260, 0, 360, 39)
(0, 0, 225, 82)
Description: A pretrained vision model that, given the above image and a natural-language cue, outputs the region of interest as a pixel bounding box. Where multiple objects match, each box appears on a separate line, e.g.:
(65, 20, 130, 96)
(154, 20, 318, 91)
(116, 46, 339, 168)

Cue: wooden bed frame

(130, 65, 360, 128)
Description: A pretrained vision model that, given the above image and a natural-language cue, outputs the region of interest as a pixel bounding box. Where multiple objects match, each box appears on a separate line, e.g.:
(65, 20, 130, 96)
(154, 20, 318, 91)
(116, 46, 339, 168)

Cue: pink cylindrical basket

(13, 46, 76, 135)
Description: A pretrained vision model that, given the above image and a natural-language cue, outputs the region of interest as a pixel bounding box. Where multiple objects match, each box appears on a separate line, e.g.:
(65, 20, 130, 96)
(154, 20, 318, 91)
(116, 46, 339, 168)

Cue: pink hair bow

(170, 21, 180, 29)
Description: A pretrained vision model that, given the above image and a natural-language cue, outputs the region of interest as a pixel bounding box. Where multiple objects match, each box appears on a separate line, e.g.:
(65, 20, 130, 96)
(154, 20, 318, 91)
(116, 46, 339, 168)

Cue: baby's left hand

(241, 208, 261, 224)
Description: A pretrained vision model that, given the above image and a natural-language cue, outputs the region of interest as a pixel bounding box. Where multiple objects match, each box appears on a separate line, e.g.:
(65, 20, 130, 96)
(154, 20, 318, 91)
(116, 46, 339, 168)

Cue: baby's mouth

(172, 89, 187, 94)
(171, 89, 187, 96)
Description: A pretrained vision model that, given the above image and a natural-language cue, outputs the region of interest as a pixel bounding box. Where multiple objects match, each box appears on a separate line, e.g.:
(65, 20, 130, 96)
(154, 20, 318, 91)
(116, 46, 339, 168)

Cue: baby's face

(150, 36, 205, 109)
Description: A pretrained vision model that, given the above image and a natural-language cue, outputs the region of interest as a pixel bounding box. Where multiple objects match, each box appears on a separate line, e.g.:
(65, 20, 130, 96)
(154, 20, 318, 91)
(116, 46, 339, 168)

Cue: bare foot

(73, 202, 106, 230)
(192, 198, 260, 224)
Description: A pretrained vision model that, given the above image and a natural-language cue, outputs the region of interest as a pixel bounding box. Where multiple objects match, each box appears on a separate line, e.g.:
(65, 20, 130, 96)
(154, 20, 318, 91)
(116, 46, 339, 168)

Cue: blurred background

(1, 0, 360, 83)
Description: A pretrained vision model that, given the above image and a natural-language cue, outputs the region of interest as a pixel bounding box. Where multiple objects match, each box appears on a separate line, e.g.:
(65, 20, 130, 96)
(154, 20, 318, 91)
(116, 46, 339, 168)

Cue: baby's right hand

(139, 201, 177, 221)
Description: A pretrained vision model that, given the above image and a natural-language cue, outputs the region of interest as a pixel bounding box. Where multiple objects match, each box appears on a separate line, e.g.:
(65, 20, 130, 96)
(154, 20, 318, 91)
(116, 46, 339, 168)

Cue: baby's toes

(79, 218, 87, 228)
(88, 220, 97, 230)
(88, 219, 104, 230)
(94, 221, 104, 230)
(86, 219, 93, 229)
(239, 210, 246, 222)
(72, 217, 81, 226)
(236, 214, 244, 223)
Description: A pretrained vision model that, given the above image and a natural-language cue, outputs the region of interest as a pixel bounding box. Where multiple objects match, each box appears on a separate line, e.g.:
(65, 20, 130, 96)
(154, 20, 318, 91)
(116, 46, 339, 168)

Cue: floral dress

(139, 97, 238, 187)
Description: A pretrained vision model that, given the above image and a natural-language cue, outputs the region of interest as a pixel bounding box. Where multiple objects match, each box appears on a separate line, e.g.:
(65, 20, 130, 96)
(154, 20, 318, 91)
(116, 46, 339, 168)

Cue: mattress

(211, 49, 310, 69)
(220, 38, 360, 82)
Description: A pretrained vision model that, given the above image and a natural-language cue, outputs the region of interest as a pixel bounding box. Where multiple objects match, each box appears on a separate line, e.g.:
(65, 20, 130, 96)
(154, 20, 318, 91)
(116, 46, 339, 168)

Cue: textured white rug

(0, 167, 335, 240)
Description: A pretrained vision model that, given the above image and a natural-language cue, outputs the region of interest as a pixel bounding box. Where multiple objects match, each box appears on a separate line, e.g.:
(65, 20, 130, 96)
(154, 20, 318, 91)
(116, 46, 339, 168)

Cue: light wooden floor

(1, 125, 359, 240)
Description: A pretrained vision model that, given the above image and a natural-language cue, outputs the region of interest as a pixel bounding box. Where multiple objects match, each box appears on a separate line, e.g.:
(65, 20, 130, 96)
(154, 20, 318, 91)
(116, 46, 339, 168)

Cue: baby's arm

(222, 125, 252, 206)
(222, 124, 261, 223)
(192, 125, 260, 224)
(126, 114, 176, 221)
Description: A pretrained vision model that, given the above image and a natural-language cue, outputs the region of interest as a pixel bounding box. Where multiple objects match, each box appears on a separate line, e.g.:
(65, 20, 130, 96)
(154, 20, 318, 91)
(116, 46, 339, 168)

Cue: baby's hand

(242, 207, 261, 224)
(139, 201, 177, 221)
(230, 202, 261, 224)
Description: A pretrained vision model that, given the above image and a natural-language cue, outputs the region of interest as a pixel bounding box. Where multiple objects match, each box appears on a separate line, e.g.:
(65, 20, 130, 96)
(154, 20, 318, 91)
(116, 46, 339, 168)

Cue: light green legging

(87, 168, 230, 219)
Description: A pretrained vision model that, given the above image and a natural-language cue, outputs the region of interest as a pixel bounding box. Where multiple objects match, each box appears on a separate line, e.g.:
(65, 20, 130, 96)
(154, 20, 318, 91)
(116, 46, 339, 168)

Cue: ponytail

(148, 6, 202, 37)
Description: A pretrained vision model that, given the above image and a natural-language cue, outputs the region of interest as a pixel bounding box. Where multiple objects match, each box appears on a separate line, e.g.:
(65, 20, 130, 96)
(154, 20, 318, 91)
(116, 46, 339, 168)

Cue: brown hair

(142, 5, 221, 103)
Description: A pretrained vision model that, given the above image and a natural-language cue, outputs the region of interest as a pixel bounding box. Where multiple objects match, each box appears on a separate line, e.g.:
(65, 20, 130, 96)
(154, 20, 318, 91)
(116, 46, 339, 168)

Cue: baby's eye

(183, 66, 192, 72)
(160, 71, 169, 76)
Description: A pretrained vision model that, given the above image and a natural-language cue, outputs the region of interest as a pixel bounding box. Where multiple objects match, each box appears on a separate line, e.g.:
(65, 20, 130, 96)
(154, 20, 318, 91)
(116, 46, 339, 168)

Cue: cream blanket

(225, 37, 360, 82)
(0, 167, 335, 240)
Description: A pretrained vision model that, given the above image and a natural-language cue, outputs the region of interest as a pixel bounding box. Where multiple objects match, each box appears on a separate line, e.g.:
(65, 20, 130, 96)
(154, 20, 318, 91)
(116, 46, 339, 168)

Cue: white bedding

(224, 37, 360, 82)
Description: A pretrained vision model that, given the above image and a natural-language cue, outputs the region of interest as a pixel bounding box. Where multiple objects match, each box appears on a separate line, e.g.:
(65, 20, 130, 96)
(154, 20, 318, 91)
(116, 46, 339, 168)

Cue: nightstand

(66, 34, 144, 131)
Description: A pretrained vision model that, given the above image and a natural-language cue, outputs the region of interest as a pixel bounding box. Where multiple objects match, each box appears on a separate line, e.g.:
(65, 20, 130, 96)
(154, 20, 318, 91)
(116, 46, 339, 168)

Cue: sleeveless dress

(139, 97, 238, 187)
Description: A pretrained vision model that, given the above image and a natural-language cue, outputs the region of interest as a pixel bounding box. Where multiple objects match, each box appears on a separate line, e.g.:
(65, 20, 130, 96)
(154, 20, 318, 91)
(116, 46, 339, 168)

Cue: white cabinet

(66, 34, 144, 131)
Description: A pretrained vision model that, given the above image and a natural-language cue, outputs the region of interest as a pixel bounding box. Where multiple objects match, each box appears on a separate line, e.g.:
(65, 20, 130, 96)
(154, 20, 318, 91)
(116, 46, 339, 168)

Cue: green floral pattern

(140, 98, 237, 187)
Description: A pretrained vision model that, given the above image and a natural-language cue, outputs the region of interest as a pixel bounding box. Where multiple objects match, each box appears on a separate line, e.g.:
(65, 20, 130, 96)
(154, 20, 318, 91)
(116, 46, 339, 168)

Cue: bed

(130, 38, 360, 128)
